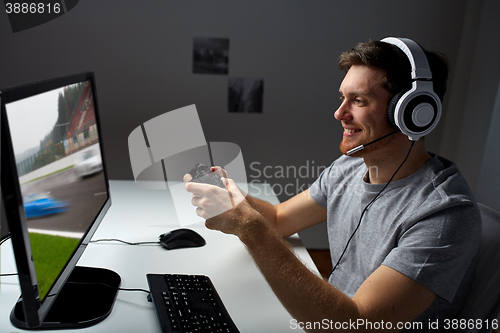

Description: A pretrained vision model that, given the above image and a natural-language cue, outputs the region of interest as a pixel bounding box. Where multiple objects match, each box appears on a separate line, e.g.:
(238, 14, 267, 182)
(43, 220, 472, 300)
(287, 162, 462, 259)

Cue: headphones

(382, 37, 442, 141)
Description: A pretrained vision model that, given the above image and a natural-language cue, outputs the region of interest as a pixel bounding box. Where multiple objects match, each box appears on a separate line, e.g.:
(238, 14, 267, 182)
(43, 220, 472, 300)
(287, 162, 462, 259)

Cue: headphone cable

(329, 141, 416, 278)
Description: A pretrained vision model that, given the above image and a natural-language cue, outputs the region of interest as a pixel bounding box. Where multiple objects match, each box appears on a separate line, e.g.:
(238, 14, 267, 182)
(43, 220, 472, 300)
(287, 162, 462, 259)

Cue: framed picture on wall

(228, 77, 264, 113)
(192, 37, 230, 75)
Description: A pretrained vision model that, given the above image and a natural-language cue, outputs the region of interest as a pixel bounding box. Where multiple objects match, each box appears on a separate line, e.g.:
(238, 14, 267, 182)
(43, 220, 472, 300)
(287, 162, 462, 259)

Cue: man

(185, 39, 481, 332)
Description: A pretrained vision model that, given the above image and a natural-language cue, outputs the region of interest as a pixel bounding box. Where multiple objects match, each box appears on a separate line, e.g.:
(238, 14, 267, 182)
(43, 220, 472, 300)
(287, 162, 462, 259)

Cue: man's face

(334, 65, 394, 157)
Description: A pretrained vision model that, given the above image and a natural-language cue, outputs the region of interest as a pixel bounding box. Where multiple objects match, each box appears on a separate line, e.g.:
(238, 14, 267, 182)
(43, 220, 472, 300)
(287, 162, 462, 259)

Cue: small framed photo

(193, 37, 230, 75)
(228, 77, 264, 113)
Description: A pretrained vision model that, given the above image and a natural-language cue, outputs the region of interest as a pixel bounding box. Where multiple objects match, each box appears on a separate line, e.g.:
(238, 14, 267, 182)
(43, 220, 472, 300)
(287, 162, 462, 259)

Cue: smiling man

(185, 38, 481, 332)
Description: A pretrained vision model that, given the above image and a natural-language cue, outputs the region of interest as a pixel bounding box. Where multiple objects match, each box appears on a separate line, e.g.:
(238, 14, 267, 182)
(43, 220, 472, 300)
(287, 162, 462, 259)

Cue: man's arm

(215, 200, 436, 332)
(246, 189, 328, 237)
(192, 166, 327, 237)
(187, 179, 436, 332)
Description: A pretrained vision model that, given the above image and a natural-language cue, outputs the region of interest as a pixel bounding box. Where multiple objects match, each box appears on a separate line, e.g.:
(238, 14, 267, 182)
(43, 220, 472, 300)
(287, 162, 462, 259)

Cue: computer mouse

(159, 229, 206, 250)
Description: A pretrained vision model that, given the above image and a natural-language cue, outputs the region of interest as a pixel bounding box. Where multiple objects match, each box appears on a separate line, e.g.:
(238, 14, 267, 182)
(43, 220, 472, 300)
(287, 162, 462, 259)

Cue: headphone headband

(381, 37, 432, 80)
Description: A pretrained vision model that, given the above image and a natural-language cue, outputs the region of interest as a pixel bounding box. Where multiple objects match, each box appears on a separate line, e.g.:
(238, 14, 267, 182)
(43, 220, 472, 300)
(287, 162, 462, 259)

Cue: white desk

(1, 180, 319, 332)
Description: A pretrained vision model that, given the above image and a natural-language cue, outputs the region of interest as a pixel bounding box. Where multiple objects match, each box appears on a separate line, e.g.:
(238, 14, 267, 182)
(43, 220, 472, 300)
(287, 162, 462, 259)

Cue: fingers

(183, 173, 193, 182)
(185, 181, 233, 219)
(210, 166, 228, 178)
(191, 195, 201, 207)
(185, 183, 209, 208)
(184, 172, 247, 222)
(221, 177, 235, 208)
(222, 177, 246, 206)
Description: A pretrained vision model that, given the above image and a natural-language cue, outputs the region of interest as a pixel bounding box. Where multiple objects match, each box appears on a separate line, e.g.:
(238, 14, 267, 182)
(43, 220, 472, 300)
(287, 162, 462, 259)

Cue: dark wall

(0, 1, 468, 188)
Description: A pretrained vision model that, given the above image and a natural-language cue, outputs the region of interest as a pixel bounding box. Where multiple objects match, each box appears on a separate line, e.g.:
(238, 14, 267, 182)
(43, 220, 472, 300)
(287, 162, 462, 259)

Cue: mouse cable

(46, 281, 151, 299)
(0, 236, 18, 276)
(0, 279, 150, 295)
(329, 141, 416, 278)
(90, 239, 160, 246)
(0, 234, 12, 246)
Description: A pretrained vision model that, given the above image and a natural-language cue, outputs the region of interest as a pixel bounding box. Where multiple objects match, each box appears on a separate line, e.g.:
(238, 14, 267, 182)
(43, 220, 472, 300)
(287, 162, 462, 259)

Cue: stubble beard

(339, 132, 397, 158)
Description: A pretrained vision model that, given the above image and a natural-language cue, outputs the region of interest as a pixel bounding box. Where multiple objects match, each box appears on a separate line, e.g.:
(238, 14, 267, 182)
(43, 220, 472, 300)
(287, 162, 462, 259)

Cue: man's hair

(338, 40, 449, 101)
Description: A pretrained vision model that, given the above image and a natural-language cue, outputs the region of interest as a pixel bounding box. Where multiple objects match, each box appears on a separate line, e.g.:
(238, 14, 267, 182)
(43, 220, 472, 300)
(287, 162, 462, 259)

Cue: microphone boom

(345, 130, 399, 156)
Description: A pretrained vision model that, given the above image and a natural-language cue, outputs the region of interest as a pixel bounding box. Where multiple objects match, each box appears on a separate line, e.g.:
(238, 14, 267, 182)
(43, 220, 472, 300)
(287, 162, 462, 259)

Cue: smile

(344, 128, 361, 134)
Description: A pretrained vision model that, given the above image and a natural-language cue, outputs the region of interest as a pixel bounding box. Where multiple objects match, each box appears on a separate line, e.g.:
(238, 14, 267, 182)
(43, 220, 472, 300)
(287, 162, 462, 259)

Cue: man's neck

(364, 140, 432, 185)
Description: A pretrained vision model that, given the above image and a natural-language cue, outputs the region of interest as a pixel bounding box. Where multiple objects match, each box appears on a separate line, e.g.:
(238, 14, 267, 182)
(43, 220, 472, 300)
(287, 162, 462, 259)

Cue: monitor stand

(10, 266, 121, 330)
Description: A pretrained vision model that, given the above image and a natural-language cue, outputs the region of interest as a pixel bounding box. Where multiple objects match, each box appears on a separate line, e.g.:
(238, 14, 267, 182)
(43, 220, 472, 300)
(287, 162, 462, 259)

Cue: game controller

(188, 163, 226, 189)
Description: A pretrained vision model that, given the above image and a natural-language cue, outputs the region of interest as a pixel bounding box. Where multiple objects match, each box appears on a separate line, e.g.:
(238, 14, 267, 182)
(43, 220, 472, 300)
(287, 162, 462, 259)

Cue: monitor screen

(1, 72, 117, 329)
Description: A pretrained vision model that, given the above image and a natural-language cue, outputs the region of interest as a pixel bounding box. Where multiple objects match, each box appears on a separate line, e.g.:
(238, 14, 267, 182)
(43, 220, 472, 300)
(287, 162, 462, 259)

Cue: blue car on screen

(23, 193, 69, 219)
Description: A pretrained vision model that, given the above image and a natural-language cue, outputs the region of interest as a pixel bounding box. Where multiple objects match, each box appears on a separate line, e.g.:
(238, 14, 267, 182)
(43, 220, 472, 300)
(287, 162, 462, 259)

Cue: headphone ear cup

(387, 91, 405, 130)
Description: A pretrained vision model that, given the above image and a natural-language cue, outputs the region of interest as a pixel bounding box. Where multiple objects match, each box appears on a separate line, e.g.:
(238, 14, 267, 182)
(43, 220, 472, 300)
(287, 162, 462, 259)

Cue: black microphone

(346, 130, 399, 156)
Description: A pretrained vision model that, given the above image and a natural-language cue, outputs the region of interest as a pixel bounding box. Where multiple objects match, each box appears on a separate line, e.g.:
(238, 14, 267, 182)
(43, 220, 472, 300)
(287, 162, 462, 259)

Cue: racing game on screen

(5, 80, 107, 299)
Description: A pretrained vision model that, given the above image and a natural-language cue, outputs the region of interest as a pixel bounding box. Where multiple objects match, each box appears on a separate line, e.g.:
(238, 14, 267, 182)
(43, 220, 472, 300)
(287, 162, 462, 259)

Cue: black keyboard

(147, 274, 240, 333)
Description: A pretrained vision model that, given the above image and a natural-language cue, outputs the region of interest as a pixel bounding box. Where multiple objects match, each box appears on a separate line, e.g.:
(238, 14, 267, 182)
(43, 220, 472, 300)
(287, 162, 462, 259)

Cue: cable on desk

(0, 234, 12, 246)
(45, 281, 151, 299)
(90, 239, 160, 246)
(0, 235, 18, 277)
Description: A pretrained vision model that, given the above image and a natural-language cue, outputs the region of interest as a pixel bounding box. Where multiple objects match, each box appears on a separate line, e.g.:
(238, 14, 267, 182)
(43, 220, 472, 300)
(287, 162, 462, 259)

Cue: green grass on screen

(29, 232, 80, 299)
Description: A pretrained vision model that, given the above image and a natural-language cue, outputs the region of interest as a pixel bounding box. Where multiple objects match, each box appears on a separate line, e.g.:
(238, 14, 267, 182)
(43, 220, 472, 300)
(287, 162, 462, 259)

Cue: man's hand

(183, 165, 233, 219)
(206, 179, 264, 237)
(184, 172, 253, 235)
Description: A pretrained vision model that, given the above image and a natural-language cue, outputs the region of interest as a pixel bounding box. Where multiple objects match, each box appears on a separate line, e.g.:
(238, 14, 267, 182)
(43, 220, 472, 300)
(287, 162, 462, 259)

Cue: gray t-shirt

(309, 153, 481, 332)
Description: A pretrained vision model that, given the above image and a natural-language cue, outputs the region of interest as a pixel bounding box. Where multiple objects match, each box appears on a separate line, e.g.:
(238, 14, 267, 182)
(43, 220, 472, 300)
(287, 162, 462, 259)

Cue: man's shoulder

(424, 153, 474, 198)
(410, 153, 480, 233)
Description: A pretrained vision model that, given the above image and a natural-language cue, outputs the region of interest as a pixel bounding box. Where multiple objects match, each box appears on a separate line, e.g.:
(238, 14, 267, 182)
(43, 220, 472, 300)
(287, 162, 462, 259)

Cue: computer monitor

(1, 72, 120, 329)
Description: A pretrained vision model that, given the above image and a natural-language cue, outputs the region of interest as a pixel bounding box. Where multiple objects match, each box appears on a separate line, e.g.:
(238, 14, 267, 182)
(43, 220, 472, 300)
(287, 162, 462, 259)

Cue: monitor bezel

(0, 72, 112, 328)
(1, 195, 10, 241)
